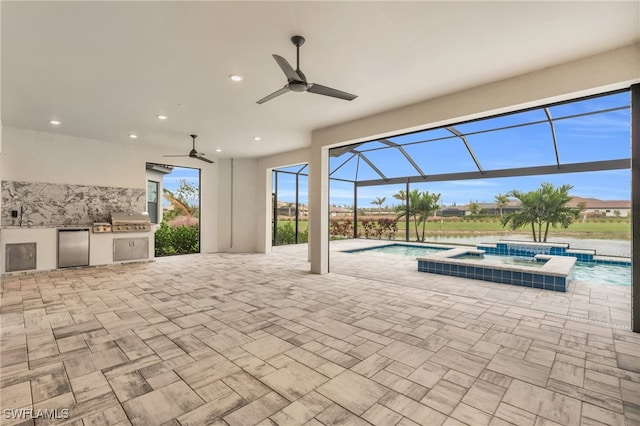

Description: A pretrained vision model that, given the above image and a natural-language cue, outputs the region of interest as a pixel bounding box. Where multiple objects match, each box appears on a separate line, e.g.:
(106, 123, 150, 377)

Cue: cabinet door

(113, 238, 132, 261)
(6, 243, 37, 272)
(130, 238, 149, 260)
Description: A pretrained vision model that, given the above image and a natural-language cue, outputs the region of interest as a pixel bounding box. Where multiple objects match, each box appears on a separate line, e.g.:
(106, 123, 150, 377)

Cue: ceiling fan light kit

(257, 35, 358, 104)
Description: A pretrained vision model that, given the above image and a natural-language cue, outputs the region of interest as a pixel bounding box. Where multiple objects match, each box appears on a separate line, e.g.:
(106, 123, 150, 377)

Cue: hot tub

(417, 247, 576, 292)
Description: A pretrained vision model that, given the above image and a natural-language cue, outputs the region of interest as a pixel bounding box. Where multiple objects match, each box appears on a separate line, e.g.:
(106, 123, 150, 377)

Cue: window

(147, 180, 159, 223)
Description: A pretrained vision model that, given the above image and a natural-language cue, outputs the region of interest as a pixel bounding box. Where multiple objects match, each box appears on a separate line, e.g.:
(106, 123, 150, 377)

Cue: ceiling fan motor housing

(289, 82, 307, 92)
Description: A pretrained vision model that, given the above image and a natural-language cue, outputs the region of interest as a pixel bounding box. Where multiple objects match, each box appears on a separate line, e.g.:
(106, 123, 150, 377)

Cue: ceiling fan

(163, 134, 214, 164)
(257, 35, 358, 104)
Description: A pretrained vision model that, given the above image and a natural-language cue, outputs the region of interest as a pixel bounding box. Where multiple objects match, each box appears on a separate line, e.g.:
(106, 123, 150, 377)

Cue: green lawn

(277, 216, 631, 240)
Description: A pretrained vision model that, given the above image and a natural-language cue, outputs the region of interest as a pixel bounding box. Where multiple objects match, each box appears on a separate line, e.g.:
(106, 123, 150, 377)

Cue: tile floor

(0, 240, 638, 425)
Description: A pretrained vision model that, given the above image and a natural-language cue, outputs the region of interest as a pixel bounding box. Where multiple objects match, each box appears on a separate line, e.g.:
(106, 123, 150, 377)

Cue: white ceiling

(2, 1, 639, 159)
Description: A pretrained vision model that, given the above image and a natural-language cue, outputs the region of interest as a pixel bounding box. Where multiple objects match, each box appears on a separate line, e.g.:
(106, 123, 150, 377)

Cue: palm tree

(538, 183, 580, 242)
(163, 189, 192, 217)
(370, 196, 386, 214)
(416, 191, 441, 242)
(395, 189, 440, 241)
(393, 190, 406, 202)
(494, 193, 510, 217)
(502, 189, 541, 241)
(501, 182, 581, 242)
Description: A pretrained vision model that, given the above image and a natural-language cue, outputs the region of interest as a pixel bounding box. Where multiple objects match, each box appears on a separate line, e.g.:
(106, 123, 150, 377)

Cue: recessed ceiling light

(157, 114, 168, 120)
(229, 74, 243, 82)
(253, 136, 261, 141)
(129, 133, 138, 139)
(49, 120, 61, 126)
(215, 148, 222, 153)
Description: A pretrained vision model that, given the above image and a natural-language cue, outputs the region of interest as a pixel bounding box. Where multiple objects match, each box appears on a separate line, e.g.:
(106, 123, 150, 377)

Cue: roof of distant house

(567, 196, 631, 209)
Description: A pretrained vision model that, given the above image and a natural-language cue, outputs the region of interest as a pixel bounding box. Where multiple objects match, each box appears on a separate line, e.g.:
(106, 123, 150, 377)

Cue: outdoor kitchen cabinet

(113, 237, 149, 262)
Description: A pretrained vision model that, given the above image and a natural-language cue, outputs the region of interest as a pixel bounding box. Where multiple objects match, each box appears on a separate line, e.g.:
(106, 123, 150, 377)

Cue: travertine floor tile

(0, 243, 637, 425)
(260, 361, 328, 401)
(502, 379, 581, 426)
(70, 371, 111, 402)
(122, 381, 204, 425)
(486, 353, 551, 387)
(316, 370, 388, 415)
(461, 379, 505, 414)
(108, 371, 152, 402)
(378, 340, 433, 368)
(223, 392, 288, 426)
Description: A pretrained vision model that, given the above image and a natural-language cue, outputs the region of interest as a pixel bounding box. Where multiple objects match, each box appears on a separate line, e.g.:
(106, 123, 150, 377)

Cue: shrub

(358, 218, 398, 240)
(169, 215, 199, 227)
(330, 219, 354, 239)
(274, 222, 308, 245)
(154, 221, 199, 256)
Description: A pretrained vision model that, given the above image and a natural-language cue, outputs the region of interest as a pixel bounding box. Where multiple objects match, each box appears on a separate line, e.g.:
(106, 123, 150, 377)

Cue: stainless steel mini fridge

(58, 229, 90, 268)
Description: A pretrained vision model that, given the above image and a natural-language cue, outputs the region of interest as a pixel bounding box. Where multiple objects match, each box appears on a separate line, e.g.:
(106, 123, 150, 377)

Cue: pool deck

(324, 239, 631, 327)
(0, 239, 637, 425)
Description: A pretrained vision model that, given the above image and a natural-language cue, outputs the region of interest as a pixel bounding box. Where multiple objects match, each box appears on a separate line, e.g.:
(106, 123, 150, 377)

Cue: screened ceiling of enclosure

(324, 90, 631, 186)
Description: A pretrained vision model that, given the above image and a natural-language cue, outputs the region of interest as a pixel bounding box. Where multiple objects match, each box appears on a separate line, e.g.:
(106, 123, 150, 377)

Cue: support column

(295, 172, 299, 244)
(273, 172, 278, 246)
(631, 83, 639, 332)
(309, 143, 329, 274)
(353, 183, 358, 239)
(405, 180, 410, 242)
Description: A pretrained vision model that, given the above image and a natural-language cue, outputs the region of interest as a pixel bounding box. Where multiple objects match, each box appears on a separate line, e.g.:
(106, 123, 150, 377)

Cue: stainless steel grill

(110, 212, 151, 233)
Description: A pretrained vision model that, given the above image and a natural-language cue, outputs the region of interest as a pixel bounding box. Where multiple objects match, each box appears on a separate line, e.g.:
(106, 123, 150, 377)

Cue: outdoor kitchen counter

(1, 226, 154, 274)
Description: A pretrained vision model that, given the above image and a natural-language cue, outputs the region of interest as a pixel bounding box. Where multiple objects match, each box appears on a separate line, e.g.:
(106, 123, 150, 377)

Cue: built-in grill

(109, 212, 151, 233)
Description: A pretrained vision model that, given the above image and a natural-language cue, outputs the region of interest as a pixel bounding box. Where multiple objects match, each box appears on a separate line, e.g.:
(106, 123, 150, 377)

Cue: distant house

(447, 196, 630, 218)
(276, 201, 308, 217)
(454, 201, 520, 216)
(468, 201, 521, 216)
(567, 196, 631, 217)
(439, 206, 468, 217)
(330, 206, 352, 217)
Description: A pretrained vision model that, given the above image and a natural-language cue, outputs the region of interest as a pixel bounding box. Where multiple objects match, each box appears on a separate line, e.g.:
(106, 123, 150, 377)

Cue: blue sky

(327, 169, 630, 208)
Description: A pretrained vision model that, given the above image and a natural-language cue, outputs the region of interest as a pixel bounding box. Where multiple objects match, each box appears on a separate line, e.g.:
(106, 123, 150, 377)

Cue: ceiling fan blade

(273, 54, 301, 81)
(197, 156, 214, 164)
(307, 83, 357, 101)
(256, 85, 290, 104)
(190, 153, 214, 164)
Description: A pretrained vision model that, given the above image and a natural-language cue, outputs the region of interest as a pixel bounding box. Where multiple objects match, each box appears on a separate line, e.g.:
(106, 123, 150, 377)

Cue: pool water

(347, 244, 445, 257)
(572, 262, 631, 286)
(347, 244, 631, 287)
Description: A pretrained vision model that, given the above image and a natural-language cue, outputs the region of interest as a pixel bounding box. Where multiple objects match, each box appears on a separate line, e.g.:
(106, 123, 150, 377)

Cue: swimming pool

(347, 243, 631, 287)
(345, 243, 448, 257)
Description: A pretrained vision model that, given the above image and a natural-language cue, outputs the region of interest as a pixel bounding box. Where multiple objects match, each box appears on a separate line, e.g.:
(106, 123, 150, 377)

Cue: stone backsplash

(2, 181, 146, 227)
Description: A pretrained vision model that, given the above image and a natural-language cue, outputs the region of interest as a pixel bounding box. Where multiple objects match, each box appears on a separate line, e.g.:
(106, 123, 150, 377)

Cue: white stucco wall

(216, 157, 259, 253)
